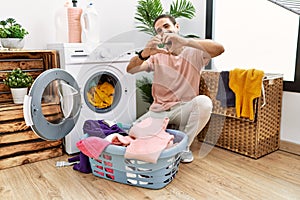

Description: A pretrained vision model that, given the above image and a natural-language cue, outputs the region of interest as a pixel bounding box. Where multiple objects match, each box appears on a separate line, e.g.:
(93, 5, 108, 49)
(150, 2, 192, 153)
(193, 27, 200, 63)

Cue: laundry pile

(87, 81, 114, 108)
(216, 68, 264, 120)
(69, 117, 176, 173)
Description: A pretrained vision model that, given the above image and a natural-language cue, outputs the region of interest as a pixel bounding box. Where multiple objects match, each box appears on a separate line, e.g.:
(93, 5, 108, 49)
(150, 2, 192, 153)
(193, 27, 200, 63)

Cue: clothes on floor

(68, 152, 92, 174)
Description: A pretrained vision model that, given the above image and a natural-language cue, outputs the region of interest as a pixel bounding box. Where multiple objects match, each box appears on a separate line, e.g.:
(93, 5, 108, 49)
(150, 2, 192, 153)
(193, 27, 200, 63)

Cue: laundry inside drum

(87, 81, 115, 109)
(84, 72, 121, 113)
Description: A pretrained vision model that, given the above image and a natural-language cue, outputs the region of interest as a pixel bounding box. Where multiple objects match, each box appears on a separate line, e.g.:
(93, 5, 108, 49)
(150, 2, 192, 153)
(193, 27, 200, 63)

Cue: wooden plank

(0, 147, 63, 170)
(0, 93, 12, 103)
(0, 140, 62, 157)
(0, 103, 62, 121)
(0, 130, 39, 144)
(0, 59, 43, 72)
(0, 120, 29, 133)
(0, 50, 57, 61)
(0, 102, 23, 109)
(0, 114, 61, 134)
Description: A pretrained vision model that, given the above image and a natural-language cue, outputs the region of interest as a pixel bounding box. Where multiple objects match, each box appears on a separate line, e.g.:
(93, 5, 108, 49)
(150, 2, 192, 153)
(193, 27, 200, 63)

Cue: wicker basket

(197, 71, 283, 159)
(89, 129, 188, 189)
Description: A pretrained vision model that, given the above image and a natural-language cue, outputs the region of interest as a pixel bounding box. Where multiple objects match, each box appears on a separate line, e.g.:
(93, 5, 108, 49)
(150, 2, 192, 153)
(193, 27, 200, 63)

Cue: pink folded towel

(105, 133, 134, 146)
(76, 137, 110, 159)
(125, 117, 174, 163)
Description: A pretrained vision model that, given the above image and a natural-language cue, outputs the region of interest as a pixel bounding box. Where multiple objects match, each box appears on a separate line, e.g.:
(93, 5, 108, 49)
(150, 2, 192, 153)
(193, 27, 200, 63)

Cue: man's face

(154, 17, 179, 36)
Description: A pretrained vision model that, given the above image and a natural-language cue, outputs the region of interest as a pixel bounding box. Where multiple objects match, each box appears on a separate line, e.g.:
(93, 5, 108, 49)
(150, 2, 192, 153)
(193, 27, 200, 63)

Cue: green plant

(0, 18, 29, 38)
(3, 68, 34, 88)
(135, 0, 196, 36)
(136, 76, 153, 104)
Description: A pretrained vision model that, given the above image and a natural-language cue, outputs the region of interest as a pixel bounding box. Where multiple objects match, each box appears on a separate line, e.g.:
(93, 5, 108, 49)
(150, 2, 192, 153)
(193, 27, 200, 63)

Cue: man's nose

(162, 30, 172, 34)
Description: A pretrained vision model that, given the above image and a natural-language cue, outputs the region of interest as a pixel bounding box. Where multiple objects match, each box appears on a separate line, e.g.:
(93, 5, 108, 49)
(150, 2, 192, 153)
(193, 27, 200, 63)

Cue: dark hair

(153, 14, 177, 28)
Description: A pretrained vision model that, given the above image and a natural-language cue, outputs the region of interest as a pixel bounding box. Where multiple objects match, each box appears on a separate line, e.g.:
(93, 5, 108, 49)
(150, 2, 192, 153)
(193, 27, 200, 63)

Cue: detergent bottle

(67, 0, 82, 43)
(55, 0, 71, 43)
(81, 2, 101, 44)
(55, 0, 82, 43)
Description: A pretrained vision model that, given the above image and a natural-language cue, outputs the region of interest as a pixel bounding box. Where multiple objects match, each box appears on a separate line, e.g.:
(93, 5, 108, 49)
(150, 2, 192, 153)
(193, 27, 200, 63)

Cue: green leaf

(169, 0, 196, 19)
(3, 68, 34, 88)
(134, 0, 196, 36)
(135, 0, 164, 36)
(136, 76, 153, 104)
(0, 18, 28, 38)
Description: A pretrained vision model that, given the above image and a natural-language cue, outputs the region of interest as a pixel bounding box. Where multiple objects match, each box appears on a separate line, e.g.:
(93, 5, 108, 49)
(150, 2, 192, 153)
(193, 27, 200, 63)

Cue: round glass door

(84, 71, 121, 113)
(24, 69, 81, 140)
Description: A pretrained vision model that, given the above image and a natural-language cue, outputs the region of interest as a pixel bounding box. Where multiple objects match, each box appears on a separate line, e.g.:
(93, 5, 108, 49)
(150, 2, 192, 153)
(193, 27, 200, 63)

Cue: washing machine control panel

(48, 43, 135, 64)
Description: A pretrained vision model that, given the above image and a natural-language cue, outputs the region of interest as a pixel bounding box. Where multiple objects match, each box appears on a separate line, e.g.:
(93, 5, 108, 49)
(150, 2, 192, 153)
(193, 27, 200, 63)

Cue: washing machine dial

(98, 48, 113, 60)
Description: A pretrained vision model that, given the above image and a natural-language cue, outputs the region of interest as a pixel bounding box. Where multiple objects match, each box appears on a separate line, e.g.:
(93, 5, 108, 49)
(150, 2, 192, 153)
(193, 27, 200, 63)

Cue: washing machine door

(23, 69, 82, 140)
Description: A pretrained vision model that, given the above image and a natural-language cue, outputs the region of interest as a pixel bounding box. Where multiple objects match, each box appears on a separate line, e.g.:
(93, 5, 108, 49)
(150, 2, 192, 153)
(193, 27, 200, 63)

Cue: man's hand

(161, 32, 187, 55)
(143, 35, 169, 57)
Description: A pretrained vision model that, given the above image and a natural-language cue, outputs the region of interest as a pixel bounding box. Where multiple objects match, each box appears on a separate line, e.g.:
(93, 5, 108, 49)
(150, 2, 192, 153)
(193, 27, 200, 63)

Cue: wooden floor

(0, 140, 299, 200)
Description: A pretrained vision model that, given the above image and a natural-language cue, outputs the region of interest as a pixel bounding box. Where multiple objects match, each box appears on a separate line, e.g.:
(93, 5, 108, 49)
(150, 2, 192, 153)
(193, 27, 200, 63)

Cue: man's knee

(193, 95, 213, 113)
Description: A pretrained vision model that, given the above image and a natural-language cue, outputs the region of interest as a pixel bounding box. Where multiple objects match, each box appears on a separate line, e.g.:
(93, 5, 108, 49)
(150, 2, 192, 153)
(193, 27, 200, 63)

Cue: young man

(127, 14, 224, 163)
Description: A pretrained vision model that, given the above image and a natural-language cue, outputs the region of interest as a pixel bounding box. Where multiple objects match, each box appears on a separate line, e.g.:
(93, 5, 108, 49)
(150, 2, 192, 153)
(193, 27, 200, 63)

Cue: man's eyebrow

(163, 23, 169, 27)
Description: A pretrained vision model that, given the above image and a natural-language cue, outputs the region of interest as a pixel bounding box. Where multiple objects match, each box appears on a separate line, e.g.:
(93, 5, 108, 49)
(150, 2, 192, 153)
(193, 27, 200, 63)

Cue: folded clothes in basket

(124, 117, 174, 164)
(76, 117, 176, 172)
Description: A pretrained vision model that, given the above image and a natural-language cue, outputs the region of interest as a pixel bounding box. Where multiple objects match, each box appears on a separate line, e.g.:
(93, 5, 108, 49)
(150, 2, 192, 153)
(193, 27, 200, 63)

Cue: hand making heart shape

(161, 32, 186, 55)
(143, 32, 187, 57)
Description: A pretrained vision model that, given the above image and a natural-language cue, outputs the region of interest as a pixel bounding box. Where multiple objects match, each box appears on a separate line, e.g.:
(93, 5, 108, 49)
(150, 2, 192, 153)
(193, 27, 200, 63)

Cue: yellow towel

(229, 68, 248, 118)
(87, 82, 115, 108)
(241, 69, 264, 120)
(229, 68, 264, 120)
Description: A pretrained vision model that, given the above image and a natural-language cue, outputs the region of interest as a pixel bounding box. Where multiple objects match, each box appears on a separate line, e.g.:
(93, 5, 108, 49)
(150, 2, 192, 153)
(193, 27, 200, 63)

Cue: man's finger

(156, 48, 169, 54)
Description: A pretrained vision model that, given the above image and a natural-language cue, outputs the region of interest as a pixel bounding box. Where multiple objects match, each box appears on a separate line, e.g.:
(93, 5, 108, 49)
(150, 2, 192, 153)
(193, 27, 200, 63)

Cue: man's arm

(126, 55, 149, 74)
(126, 34, 225, 74)
(161, 33, 224, 58)
(187, 38, 225, 58)
(126, 35, 169, 74)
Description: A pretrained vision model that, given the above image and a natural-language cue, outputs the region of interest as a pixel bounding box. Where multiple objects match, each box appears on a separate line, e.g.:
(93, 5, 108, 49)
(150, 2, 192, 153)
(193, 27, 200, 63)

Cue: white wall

(212, 0, 300, 144)
(0, 0, 298, 144)
(213, 0, 298, 82)
(281, 92, 300, 143)
(0, 0, 206, 49)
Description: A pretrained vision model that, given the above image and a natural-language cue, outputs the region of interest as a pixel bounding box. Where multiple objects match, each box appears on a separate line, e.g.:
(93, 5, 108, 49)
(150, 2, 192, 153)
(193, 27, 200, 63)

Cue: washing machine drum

(23, 69, 82, 140)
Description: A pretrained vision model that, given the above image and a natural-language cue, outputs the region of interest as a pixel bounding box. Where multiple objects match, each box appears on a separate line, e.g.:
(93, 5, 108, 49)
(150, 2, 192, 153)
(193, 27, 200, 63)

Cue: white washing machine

(23, 43, 137, 154)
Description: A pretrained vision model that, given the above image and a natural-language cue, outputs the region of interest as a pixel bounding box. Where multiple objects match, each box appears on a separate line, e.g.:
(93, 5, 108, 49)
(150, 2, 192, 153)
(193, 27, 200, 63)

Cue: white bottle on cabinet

(81, 2, 101, 44)
(55, 0, 71, 43)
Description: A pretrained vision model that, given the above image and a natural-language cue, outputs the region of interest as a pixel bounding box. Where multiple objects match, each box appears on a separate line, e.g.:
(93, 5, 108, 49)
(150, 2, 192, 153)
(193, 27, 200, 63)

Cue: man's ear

(175, 23, 180, 32)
